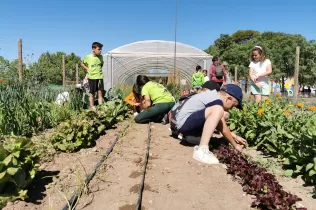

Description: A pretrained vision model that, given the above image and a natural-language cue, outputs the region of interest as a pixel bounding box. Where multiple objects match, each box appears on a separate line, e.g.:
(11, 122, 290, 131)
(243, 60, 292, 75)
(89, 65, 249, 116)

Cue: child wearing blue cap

(175, 84, 246, 164)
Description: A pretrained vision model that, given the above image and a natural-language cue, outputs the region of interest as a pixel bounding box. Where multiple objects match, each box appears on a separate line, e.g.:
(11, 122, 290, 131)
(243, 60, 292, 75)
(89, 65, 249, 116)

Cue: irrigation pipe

(61, 123, 130, 210)
(135, 123, 151, 210)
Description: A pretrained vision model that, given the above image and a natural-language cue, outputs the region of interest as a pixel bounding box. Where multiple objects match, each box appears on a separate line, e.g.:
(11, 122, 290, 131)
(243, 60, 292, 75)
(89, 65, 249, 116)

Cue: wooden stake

(75, 63, 79, 84)
(18, 39, 23, 82)
(293, 46, 300, 101)
(62, 55, 66, 86)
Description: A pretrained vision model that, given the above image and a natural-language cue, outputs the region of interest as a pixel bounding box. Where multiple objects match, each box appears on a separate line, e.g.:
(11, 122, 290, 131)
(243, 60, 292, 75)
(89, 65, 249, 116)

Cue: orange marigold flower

(297, 103, 304, 108)
(308, 106, 316, 111)
(257, 108, 264, 116)
(284, 109, 290, 117)
(276, 93, 281, 97)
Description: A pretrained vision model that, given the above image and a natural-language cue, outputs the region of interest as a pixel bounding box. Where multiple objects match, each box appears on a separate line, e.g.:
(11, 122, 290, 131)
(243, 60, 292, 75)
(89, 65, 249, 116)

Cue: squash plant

(51, 100, 128, 153)
(0, 136, 39, 207)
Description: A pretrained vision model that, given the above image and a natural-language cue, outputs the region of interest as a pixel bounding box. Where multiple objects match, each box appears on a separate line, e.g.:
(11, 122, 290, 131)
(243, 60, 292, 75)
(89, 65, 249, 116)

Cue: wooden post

(18, 39, 23, 82)
(75, 63, 79, 84)
(234, 66, 238, 84)
(62, 55, 66, 86)
(293, 46, 300, 101)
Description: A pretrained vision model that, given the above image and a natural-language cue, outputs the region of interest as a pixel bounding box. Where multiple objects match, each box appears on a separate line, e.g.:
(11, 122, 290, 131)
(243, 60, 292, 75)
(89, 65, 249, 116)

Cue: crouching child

(175, 84, 246, 164)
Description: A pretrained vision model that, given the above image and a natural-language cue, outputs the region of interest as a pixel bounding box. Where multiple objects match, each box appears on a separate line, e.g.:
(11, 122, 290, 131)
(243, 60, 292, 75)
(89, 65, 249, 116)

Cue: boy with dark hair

(81, 42, 104, 109)
(191, 65, 205, 91)
(176, 84, 246, 164)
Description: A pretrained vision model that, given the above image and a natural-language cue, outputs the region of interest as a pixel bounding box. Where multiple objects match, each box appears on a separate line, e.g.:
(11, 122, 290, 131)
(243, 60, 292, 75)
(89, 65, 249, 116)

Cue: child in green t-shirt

(191, 65, 205, 92)
(81, 42, 104, 109)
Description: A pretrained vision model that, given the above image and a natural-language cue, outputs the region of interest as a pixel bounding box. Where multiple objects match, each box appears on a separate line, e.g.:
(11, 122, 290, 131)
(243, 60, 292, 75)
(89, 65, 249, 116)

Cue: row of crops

(0, 84, 129, 208)
(228, 96, 316, 186)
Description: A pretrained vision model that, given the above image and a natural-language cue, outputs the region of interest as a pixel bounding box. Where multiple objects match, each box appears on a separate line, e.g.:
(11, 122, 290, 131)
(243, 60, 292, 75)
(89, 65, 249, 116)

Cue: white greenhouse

(102, 40, 213, 90)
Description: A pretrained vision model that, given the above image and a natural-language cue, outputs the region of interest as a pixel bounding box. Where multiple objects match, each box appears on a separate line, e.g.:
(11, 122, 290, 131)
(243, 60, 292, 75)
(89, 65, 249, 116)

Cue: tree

(26, 52, 84, 85)
(205, 30, 316, 86)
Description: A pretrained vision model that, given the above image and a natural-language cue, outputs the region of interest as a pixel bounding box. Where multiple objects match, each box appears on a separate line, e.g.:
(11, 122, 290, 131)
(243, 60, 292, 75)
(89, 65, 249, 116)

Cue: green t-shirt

(191, 72, 205, 87)
(83, 54, 104, 79)
(141, 81, 174, 104)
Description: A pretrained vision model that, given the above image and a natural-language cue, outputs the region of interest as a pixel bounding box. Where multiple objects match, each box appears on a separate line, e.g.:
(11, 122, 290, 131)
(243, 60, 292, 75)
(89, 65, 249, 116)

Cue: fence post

(293, 46, 300, 101)
(18, 39, 23, 82)
(76, 63, 79, 84)
(62, 55, 66, 86)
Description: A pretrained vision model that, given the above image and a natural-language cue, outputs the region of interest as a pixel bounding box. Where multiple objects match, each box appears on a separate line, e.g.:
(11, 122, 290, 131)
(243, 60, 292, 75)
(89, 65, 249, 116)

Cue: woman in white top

(249, 45, 273, 102)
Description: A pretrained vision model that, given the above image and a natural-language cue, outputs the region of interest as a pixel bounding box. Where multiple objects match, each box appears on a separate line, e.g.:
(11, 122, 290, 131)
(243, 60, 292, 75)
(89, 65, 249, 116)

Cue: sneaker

(193, 146, 219, 164)
(178, 133, 183, 140)
(161, 113, 169, 125)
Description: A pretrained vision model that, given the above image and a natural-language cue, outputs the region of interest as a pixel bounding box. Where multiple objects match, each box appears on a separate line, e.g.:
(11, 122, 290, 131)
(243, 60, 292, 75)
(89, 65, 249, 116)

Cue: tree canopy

(0, 52, 85, 85)
(205, 30, 316, 85)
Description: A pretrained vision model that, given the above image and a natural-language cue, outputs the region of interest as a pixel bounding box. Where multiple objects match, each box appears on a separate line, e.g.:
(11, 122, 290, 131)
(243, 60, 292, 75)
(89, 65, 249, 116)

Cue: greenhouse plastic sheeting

(102, 40, 213, 90)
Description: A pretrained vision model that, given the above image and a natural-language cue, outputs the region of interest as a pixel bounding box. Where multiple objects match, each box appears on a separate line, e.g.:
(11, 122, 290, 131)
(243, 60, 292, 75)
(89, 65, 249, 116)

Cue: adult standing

(210, 56, 226, 87)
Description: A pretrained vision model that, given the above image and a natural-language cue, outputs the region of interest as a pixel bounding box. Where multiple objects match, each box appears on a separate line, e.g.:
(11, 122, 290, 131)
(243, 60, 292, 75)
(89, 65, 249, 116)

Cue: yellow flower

(257, 108, 264, 116)
(308, 106, 316, 111)
(284, 109, 290, 117)
(297, 103, 304, 108)
(265, 98, 272, 105)
(243, 107, 247, 111)
(278, 96, 283, 100)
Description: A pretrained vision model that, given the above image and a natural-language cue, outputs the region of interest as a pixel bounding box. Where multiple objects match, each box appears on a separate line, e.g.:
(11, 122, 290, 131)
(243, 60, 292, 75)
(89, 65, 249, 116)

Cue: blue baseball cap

(221, 84, 243, 110)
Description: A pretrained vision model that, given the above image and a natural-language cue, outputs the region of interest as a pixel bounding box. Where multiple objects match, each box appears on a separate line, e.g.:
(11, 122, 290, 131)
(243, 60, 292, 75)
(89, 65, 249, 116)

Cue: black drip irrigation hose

(135, 123, 151, 210)
(61, 127, 126, 210)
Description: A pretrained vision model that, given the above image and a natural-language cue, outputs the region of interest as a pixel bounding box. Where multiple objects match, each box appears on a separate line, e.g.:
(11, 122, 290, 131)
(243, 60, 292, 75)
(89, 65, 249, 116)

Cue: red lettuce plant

(213, 145, 307, 210)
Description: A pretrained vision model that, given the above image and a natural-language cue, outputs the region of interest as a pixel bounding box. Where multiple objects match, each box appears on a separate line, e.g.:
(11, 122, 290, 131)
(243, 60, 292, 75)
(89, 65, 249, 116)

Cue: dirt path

(4, 120, 314, 210)
(76, 123, 253, 210)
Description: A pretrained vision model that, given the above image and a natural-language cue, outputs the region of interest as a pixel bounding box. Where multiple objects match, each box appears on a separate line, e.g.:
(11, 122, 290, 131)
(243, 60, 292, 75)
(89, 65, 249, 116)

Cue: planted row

(214, 145, 305, 210)
(0, 85, 78, 136)
(228, 97, 316, 185)
(51, 100, 128, 152)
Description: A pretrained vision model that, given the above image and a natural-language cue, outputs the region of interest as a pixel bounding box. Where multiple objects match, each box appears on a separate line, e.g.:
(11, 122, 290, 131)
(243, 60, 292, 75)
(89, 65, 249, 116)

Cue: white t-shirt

(204, 76, 210, 82)
(249, 59, 271, 85)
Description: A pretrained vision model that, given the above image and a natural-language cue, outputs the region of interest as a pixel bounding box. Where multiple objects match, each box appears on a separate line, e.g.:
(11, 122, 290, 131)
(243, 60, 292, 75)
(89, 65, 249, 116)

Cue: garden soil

(3, 121, 315, 210)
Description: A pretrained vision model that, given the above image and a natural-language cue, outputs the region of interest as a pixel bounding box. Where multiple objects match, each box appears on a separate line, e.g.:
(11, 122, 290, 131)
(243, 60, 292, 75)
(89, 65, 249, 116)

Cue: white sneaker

(193, 146, 219, 164)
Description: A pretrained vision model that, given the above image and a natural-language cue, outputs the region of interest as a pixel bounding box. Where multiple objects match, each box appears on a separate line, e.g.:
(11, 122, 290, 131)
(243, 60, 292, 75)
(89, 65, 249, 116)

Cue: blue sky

(0, 0, 315, 62)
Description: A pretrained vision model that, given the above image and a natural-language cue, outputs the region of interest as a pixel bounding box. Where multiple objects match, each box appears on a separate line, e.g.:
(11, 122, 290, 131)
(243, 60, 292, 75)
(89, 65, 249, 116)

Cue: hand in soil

(234, 144, 244, 152)
(236, 136, 247, 146)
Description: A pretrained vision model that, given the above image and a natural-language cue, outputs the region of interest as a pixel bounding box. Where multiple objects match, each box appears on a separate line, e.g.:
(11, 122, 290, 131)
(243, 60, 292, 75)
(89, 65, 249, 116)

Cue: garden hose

(135, 123, 151, 210)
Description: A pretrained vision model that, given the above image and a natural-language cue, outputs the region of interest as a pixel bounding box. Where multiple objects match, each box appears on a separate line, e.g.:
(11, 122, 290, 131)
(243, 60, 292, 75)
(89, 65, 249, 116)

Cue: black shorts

(88, 79, 104, 93)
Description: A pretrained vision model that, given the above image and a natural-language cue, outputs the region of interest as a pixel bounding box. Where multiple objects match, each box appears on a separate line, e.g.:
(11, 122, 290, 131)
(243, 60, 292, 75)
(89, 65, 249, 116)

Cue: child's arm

(142, 95, 151, 109)
(217, 118, 243, 151)
(81, 61, 89, 73)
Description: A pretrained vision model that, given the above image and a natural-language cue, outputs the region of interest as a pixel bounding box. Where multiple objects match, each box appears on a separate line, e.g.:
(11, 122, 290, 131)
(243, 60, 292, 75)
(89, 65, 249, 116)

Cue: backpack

(169, 92, 197, 134)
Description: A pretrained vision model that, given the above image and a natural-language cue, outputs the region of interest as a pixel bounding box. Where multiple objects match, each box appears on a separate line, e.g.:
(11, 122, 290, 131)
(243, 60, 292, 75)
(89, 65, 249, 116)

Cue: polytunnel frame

(101, 40, 213, 90)
(113, 56, 204, 83)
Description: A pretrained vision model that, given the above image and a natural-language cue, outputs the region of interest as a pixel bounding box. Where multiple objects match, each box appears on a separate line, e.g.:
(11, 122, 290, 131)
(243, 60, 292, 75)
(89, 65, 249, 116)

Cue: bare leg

(89, 93, 95, 108)
(199, 105, 224, 146)
(254, 94, 262, 103)
(261, 95, 268, 101)
(98, 90, 103, 105)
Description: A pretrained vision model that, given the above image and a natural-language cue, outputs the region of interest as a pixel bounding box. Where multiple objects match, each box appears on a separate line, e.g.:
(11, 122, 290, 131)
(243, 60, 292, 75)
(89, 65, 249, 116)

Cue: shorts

(251, 83, 270, 96)
(178, 108, 206, 136)
(88, 79, 104, 93)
